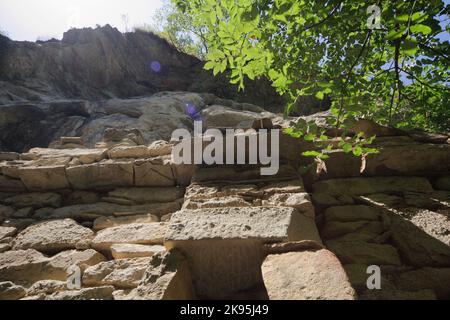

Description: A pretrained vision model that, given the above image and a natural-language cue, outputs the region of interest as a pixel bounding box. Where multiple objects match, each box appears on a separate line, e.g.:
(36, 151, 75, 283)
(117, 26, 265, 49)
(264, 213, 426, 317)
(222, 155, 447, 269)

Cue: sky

(0, 0, 448, 42)
(0, 0, 164, 41)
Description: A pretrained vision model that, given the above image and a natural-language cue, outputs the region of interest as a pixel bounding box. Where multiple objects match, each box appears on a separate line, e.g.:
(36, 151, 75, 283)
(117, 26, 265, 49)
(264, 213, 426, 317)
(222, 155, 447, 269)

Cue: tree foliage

(139, 0, 208, 59)
(174, 0, 449, 134)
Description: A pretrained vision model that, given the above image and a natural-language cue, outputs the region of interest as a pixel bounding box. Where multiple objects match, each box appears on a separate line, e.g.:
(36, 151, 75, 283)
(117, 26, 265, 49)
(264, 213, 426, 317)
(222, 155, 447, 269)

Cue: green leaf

(401, 37, 418, 56)
(204, 61, 215, 70)
(342, 143, 353, 153)
(315, 91, 325, 100)
(410, 24, 432, 35)
(304, 133, 316, 141)
(387, 27, 407, 40)
(302, 150, 321, 157)
(353, 146, 363, 157)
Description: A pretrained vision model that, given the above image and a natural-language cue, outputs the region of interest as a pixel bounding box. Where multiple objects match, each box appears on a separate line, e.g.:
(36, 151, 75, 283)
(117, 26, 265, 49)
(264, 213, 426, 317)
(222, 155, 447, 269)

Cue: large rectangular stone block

(165, 207, 321, 298)
(18, 166, 69, 191)
(66, 161, 134, 190)
(134, 160, 175, 187)
(313, 176, 433, 196)
(262, 249, 356, 300)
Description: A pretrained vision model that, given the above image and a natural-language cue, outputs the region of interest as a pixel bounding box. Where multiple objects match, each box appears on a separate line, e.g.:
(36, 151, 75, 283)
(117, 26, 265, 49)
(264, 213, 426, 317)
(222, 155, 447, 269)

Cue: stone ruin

(0, 115, 450, 300)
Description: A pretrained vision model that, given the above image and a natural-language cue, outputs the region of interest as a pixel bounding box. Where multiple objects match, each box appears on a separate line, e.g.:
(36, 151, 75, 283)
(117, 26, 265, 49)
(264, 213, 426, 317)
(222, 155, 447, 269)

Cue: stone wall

(0, 120, 449, 300)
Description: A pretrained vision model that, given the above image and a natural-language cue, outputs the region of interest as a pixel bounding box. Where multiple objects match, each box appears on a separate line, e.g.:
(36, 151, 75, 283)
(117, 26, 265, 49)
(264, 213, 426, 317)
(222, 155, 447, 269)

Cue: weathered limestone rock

(0, 226, 17, 240)
(193, 165, 297, 183)
(44, 249, 106, 280)
(320, 144, 450, 179)
(264, 240, 325, 255)
(134, 159, 175, 187)
(398, 208, 450, 245)
(46, 286, 115, 300)
(27, 280, 67, 296)
(4, 193, 62, 208)
(0, 244, 11, 253)
(403, 192, 447, 210)
(52, 202, 177, 221)
(66, 191, 101, 205)
(1, 162, 22, 179)
(351, 119, 402, 137)
(93, 214, 159, 231)
(0, 236, 13, 244)
(25, 148, 107, 164)
(33, 207, 55, 220)
(396, 267, 450, 299)
(0, 175, 26, 193)
(343, 264, 371, 291)
(262, 193, 315, 217)
(326, 241, 402, 266)
(358, 193, 406, 208)
(0, 249, 50, 284)
(12, 207, 34, 218)
(183, 196, 252, 209)
(0, 281, 27, 300)
(108, 146, 150, 159)
(12, 219, 94, 253)
(325, 205, 380, 222)
(322, 221, 384, 240)
(148, 140, 172, 157)
(66, 161, 134, 190)
(105, 187, 185, 204)
(202, 105, 268, 129)
(111, 244, 165, 259)
(91, 223, 168, 251)
(18, 165, 69, 191)
(313, 176, 433, 196)
(83, 258, 150, 289)
(2, 218, 36, 230)
(185, 184, 258, 201)
(261, 179, 306, 194)
(389, 212, 450, 267)
(0, 152, 19, 161)
(165, 207, 321, 298)
(0, 205, 14, 219)
(172, 164, 196, 186)
(112, 289, 132, 300)
(166, 207, 321, 243)
(132, 250, 195, 300)
(262, 249, 355, 300)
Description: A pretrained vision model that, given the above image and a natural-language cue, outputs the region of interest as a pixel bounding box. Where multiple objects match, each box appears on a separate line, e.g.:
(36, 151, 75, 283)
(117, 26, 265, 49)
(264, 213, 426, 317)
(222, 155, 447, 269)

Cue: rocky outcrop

(0, 94, 449, 300)
(262, 248, 355, 300)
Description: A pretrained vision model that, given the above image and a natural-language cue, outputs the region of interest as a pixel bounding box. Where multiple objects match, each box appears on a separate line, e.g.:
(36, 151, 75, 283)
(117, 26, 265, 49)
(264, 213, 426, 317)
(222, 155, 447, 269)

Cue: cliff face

(0, 25, 201, 101)
(0, 25, 283, 109)
(0, 26, 287, 153)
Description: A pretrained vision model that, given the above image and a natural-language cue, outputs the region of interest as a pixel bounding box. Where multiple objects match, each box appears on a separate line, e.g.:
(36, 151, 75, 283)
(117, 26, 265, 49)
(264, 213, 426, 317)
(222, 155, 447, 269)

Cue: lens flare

(149, 60, 161, 73)
(185, 102, 202, 121)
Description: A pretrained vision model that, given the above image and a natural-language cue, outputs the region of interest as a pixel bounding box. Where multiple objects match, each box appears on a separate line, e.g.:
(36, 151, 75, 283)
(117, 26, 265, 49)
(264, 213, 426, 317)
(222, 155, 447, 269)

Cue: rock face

(0, 281, 27, 300)
(0, 249, 49, 284)
(12, 219, 94, 253)
(132, 250, 196, 300)
(262, 249, 356, 300)
(91, 223, 167, 251)
(165, 206, 321, 298)
(0, 25, 286, 153)
(83, 258, 150, 289)
(0, 77, 449, 301)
